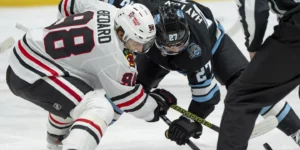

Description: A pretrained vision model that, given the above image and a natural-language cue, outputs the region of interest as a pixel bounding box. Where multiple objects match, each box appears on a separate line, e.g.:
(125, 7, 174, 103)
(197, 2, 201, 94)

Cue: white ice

(0, 1, 299, 150)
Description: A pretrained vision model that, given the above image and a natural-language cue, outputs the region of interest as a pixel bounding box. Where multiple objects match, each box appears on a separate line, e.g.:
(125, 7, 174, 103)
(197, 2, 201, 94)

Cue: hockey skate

(47, 133, 65, 150)
(291, 129, 300, 146)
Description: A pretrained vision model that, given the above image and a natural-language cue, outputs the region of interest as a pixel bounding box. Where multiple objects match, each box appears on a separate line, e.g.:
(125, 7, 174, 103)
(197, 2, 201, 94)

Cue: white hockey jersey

(9, 1, 158, 122)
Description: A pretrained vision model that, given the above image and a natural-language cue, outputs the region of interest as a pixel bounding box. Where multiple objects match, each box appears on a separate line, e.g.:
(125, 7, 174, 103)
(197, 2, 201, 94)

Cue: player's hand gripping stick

(170, 104, 278, 139)
(160, 115, 200, 150)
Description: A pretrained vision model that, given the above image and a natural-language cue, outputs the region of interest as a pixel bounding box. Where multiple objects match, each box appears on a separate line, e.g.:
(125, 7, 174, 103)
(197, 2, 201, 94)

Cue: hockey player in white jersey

(6, 2, 177, 150)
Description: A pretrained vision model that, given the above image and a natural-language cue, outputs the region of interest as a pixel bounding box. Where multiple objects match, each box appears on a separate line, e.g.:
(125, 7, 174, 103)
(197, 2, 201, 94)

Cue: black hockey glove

(166, 116, 203, 145)
(148, 89, 177, 121)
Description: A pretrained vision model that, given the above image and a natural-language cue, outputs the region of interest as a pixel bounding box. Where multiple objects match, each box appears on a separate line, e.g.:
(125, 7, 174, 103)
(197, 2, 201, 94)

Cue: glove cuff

(179, 116, 203, 139)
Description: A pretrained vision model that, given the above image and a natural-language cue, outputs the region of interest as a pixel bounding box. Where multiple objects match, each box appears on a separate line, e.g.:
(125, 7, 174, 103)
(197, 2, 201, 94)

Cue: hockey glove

(166, 116, 203, 145)
(149, 89, 177, 121)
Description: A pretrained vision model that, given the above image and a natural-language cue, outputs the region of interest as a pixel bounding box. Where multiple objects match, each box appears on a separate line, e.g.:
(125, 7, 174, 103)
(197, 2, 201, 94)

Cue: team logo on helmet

(133, 17, 140, 26)
(123, 49, 135, 67)
(128, 11, 135, 18)
(149, 24, 155, 32)
(187, 43, 201, 59)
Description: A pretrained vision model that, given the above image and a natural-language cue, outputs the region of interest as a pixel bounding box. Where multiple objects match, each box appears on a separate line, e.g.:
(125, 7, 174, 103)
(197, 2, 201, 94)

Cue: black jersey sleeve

(236, 0, 270, 52)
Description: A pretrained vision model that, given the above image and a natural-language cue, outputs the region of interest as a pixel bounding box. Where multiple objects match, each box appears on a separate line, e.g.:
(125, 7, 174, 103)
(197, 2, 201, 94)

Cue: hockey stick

(16, 23, 29, 32)
(0, 37, 15, 53)
(160, 115, 201, 150)
(170, 105, 278, 139)
(0, 23, 29, 54)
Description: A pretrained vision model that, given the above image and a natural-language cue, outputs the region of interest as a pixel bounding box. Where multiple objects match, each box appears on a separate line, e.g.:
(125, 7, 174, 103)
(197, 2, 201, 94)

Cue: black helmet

(154, 4, 190, 55)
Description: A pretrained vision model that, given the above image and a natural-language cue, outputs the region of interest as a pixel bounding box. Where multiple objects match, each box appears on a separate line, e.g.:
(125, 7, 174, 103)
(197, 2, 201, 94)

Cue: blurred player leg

(62, 90, 113, 150)
(217, 22, 300, 149)
(6, 66, 113, 150)
(261, 101, 300, 146)
(214, 34, 300, 146)
(47, 113, 73, 149)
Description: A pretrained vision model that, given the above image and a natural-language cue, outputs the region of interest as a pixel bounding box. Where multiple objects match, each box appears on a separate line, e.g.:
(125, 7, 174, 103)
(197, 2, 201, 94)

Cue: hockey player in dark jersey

(134, 1, 248, 145)
(100, 0, 300, 146)
(216, 0, 300, 149)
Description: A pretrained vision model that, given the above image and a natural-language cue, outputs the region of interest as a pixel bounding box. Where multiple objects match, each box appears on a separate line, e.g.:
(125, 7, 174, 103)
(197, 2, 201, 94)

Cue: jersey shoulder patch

(123, 49, 135, 67)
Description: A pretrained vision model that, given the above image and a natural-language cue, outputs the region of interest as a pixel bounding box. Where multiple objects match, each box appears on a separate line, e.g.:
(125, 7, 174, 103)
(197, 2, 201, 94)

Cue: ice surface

(0, 2, 299, 150)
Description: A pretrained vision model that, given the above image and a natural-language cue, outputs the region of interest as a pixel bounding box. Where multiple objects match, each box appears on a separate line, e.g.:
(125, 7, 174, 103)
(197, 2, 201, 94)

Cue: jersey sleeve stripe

(191, 77, 217, 95)
(192, 84, 218, 97)
(110, 85, 140, 101)
(49, 77, 83, 102)
(192, 85, 219, 102)
(116, 88, 145, 108)
(41, 77, 82, 105)
(17, 40, 84, 103)
(17, 40, 59, 76)
(22, 35, 69, 76)
(17, 40, 58, 76)
(12, 48, 46, 77)
(58, 0, 62, 13)
(70, 0, 75, 15)
(124, 94, 148, 112)
(190, 75, 215, 88)
(63, 0, 70, 17)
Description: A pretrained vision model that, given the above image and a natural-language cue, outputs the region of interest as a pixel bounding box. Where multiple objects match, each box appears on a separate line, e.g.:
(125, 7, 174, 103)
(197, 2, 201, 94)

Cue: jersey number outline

(169, 34, 178, 41)
(121, 73, 137, 86)
(44, 11, 95, 59)
(195, 62, 211, 83)
(196, 67, 207, 83)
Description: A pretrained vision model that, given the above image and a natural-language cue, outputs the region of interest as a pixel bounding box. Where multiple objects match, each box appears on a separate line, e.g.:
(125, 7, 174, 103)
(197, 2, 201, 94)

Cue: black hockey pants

(217, 9, 300, 150)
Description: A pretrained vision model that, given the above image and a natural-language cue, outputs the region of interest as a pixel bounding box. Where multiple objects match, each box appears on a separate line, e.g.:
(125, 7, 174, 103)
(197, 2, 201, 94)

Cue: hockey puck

(263, 143, 273, 150)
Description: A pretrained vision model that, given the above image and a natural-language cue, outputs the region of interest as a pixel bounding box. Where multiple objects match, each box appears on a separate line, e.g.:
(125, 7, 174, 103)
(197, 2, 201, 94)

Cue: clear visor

(126, 37, 156, 54)
(155, 36, 190, 55)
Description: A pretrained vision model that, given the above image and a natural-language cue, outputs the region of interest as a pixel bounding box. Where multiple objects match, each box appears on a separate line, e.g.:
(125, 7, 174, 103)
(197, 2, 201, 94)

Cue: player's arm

(86, 60, 176, 122)
(236, 0, 270, 52)
(165, 65, 220, 145)
(186, 65, 220, 119)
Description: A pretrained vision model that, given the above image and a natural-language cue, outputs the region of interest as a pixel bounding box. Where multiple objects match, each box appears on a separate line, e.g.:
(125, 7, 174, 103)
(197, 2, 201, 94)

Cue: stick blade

(0, 37, 15, 53)
(250, 116, 278, 139)
(16, 23, 29, 32)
